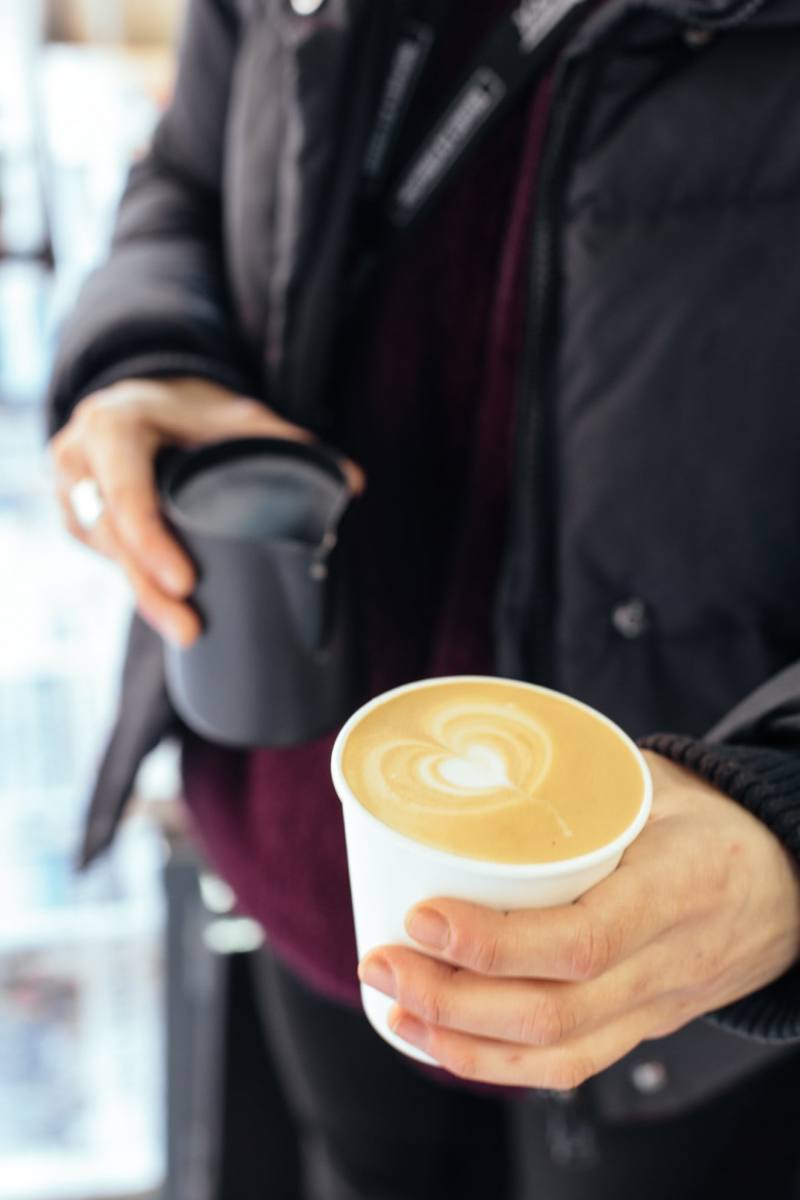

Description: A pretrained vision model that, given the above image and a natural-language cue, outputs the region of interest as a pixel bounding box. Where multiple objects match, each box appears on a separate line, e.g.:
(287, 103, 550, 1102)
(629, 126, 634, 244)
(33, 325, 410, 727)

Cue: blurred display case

(45, 0, 185, 46)
(0, 3, 183, 1196)
(0, 427, 168, 1200)
(0, 409, 168, 1200)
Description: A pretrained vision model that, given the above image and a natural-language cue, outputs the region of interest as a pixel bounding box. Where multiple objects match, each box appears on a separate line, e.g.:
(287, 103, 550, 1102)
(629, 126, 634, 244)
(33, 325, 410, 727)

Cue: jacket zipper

(500, 54, 606, 685)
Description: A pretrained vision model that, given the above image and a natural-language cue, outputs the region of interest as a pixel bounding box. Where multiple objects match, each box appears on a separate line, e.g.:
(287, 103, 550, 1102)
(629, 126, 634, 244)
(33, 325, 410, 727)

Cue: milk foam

(340, 680, 647, 863)
(434, 744, 512, 791)
(361, 696, 572, 836)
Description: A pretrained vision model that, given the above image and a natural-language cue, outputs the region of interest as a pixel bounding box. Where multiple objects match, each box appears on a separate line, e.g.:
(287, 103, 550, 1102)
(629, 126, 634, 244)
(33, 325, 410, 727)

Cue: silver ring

(69, 477, 105, 531)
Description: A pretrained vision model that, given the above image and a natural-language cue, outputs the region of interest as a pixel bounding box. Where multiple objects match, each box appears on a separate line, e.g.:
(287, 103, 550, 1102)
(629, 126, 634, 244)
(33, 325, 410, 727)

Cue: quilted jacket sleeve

(46, 0, 260, 436)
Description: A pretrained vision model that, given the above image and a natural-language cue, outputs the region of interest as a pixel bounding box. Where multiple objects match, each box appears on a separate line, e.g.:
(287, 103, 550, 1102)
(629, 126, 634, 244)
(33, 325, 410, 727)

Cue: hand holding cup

(49, 376, 364, 645)
(358, 750, 800, 1088)
(332, 676, 652, 1067)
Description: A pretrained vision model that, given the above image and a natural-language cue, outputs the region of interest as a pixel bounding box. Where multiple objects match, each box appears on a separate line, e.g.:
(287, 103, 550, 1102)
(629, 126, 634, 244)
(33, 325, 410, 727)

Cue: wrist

(641, 734, 800, 1039)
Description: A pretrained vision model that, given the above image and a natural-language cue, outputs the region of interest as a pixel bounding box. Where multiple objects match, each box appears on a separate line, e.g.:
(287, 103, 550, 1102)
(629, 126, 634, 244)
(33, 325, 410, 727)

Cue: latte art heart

(434, 744, 512, 792)
(341, 680, 647, 863)
(363, 698, 566, 830)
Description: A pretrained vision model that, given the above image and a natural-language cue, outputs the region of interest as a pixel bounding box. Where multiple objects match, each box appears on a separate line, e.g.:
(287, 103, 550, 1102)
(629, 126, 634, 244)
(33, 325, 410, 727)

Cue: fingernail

(390, 1013, 429, 1052)
(358, 955, 396, 998)
(406, 907, 450, 949)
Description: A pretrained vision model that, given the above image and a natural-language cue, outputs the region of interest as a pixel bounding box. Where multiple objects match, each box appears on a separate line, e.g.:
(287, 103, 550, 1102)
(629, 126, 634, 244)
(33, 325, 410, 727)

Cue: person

(46, 0, 800, 1197)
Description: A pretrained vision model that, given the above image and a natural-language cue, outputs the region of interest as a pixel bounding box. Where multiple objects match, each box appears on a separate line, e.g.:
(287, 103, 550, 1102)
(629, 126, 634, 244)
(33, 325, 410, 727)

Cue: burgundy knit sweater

(182, 2, 555, 1008)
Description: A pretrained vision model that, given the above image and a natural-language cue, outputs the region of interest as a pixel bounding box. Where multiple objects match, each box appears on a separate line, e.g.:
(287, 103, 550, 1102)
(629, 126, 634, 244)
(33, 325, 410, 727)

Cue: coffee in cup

(331, 676, 651, 1063)
(340, 677, 644, 865)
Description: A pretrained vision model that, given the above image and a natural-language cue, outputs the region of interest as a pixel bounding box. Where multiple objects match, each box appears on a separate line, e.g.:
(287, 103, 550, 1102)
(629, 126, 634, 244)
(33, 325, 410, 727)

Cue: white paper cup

(330, 675, 652, 1064)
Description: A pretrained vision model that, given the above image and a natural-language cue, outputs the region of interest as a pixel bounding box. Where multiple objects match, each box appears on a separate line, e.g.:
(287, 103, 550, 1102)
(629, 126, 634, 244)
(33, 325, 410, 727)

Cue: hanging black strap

(346, 0, 591, 306)
(369, 0, 592, 230)
(359, 0, 449, 201)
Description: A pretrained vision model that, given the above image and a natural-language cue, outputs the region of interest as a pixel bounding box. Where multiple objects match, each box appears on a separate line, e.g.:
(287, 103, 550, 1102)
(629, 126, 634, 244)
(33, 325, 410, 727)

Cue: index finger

(87, 431, 195, 596)
(403, 826, 687, 981)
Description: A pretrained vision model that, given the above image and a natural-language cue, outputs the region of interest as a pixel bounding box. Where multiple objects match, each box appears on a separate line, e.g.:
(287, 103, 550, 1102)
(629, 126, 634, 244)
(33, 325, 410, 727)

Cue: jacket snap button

(684, 27, 715, 48)
(630, 1061, 668, 1095)
(611, 597, 650, 639)
(290, 0, 326, 13)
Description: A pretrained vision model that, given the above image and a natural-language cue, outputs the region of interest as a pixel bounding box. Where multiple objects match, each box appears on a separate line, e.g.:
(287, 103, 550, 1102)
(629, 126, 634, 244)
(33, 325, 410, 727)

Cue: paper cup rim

(330, 675, 652, 878)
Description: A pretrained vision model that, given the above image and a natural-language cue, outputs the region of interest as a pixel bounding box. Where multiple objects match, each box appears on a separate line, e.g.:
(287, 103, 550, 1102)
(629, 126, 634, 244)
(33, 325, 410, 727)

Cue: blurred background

(0, 4, 278, 1198)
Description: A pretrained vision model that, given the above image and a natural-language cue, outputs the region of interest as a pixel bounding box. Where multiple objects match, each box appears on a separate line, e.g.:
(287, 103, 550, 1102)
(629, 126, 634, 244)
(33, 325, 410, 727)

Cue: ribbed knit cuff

(638, 733, 800, 1042)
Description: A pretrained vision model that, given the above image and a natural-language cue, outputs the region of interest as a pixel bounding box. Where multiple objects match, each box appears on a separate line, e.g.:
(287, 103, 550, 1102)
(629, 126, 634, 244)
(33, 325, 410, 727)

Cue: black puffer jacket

(47, 0, 800, 1120)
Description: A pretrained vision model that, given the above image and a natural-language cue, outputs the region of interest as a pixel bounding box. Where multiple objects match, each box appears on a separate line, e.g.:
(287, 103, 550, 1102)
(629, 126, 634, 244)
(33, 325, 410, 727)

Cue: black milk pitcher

(160, 436, 362, 747)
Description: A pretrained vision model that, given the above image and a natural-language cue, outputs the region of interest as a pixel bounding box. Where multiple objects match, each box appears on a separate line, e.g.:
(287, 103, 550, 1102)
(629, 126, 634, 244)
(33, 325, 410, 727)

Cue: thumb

(165, 393, 367, 496)
(190, 395, 315, 446)
(205, 398, 368, 496)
